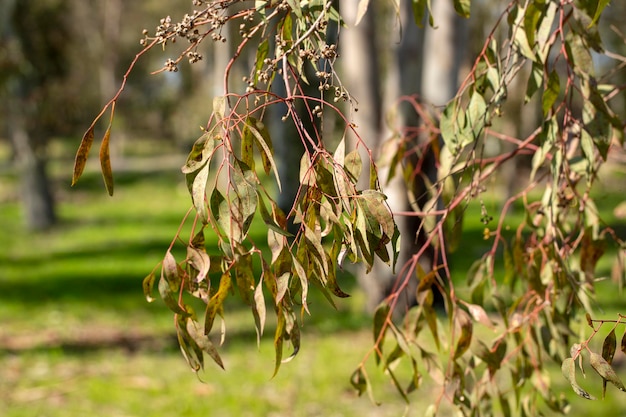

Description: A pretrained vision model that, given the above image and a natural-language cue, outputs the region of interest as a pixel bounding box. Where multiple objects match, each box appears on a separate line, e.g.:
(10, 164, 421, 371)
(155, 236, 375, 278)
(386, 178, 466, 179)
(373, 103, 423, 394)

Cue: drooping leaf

(186, 317, 225, 369)
(158, 275, 188, 316)
(72, 124, 95, 186)
(411, 0, 431, 27)
(142, 270, 156, 303)
(182, 130, 216, 174)
(258, 195, 293, 237)
(245, 117, 280, 190)
(177, 315, 204, 372)
(204, 272, 232, 335)
(254, 38, 269, 85)
(526, 62, 543, 103)
(241, 120, 256, 171)
(621, 331, 626, 356)
(602, 329, 617, 398)
(345, 150, 362, 182)
(210, 188, 231, 239)
(589, 0, 611, 27)
(590, 351, 626, 392)
(163, 251, 181, 290)
(453, 309, 473, 359)
(99, 121, 114, 196)
(272, 305, 286, 377)
(292, 257, 309, 314)
(326, 243, 350, 298)
(351, 366, 367, 396)
(191, 163, 210, 223)
(187, 246, 211, 283)
(453, 0, 470, 18)
(542, 70, 560, 117)
(253, 277, 266, 346)
(234, 252, 255, 305)
(561, 357, 595, 400)
(467, 91, 487, 138)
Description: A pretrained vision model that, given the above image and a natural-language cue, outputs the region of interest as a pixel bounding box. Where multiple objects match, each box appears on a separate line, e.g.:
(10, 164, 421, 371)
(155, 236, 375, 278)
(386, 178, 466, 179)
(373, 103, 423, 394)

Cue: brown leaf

(602, 329, 617, 398)
(72, 124, 95, 186)
(621, 331, 626, 356)
(99, 123, 114, 196)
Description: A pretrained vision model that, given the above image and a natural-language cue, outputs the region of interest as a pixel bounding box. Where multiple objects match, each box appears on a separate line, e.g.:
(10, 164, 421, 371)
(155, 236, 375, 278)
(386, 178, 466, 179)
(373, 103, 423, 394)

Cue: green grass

(2, 145, 626, 416)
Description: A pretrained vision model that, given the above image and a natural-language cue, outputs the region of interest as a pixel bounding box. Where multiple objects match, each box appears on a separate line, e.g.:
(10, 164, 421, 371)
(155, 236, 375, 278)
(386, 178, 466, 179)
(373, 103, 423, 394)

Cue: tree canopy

(71, 0, 626, 415)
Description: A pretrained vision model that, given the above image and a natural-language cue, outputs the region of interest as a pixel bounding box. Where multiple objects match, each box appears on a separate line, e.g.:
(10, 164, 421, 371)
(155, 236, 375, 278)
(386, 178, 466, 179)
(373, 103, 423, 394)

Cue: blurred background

(2, 1, 626, 416)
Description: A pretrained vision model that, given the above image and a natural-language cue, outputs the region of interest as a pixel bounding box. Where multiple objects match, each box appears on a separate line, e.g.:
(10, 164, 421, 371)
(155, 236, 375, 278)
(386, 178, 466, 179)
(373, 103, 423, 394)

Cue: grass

(2, 142, 626, 416)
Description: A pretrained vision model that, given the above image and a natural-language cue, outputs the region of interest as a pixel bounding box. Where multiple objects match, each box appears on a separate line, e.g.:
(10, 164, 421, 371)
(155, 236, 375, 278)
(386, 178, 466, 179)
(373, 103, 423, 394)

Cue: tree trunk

(9, 109, 56, 230)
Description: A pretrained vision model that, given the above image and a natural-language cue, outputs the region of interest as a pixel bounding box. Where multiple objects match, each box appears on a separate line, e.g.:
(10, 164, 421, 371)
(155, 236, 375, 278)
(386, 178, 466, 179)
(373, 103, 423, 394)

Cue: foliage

(71, 0, 626, 415)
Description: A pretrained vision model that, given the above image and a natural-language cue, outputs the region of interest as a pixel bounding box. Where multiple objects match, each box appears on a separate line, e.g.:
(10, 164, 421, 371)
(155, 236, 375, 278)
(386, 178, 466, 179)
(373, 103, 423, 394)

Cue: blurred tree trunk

(340, 0, 387, 311)
(2, 0, 67, 231)
(8, 105, 57, 230)
(342, 0, 466, 312)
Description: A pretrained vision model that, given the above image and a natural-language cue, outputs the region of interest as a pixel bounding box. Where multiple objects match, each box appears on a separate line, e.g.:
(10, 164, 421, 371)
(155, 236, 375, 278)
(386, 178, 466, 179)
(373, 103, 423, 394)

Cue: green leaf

(351, 366, 367, 396)
(565, 30, 594, 77)
(234, 252, 255, 305)
(589, 0, 611, 27)
(142, 270, 156, 303)
(182, 131, 216, 174)
(241, 121, 256, 171)
(561, 357, 595, 400)
(191, 162, 210, 223)
(467, 93, 487, 139)
(245, 117, 281, 190)
(411, 0, 430, 27)
(292, 257, 310, 313)
(272, 305, 286, 377)
(177, 316, 204, 372)
(204, 272, 232, 335)
(525, 62, 543, 103)
(453, 309, 473, 359)
(326, 243, 350, 298)
(254, 38, 269, 85)
(542, 70, 560, 117)
(345, 150, 362, 182)
(158, 275, 187, 316)
(453, 0, 470, 18)
(209, 188, 230, 238)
